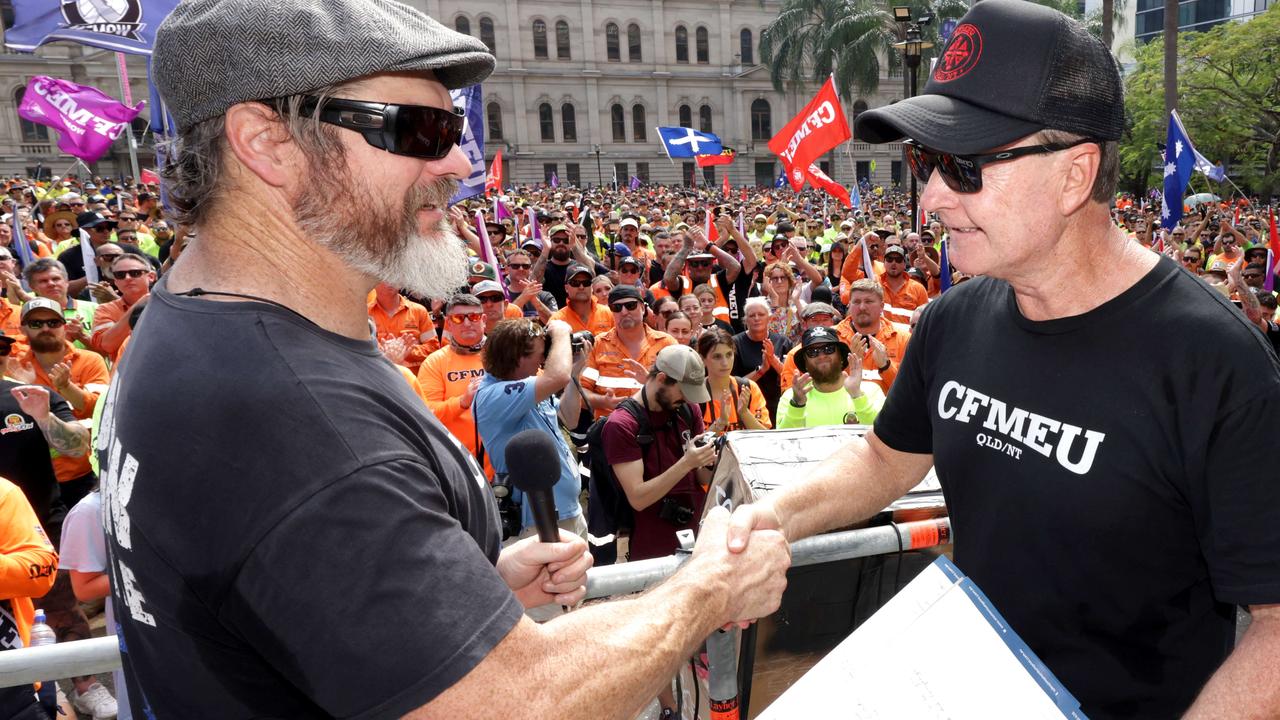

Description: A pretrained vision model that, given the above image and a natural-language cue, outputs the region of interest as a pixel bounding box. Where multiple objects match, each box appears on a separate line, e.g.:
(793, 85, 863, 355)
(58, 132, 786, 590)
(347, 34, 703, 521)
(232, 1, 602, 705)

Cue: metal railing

(0, 518, 950, 689)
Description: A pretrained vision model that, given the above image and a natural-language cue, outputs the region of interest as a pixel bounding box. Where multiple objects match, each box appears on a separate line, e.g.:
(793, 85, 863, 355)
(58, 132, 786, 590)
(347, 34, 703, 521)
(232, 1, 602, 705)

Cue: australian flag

(1160, 110, 1198, 231)
(657, 126, 723, 158)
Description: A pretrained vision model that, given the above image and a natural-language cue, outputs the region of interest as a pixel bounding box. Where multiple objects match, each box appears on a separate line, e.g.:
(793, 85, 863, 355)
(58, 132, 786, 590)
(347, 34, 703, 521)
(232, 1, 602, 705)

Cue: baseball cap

(853, 0, 1124, 154)
(884, 244, 906, 258)
(617, 256, 643, 271)
(547, 224, 570, 238)
(619, 218, 640, 230)
(566, 263, 593, 280)
(801, 302, 838, 320)
(795, 326, 850, 373)
(607, 284, 643, 304)
(653, 345, 710, 404)
(21, 297, 62, 320)
(611, 242, 633, 258)
(471, 280, 504, 297)
(775, 221, 795, 234)
(520, 237, 543, 250)
(76, 211, 114, 230)
(153, 0, 494, 132)
(467, 261, 498, 282)
(753, 214, 768, 222)
(1206, 261, 1229, 276)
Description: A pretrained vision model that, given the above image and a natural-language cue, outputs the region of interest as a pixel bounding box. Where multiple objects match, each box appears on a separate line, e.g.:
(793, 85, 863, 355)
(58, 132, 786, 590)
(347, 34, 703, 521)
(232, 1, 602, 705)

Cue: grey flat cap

(154, 0, 495, 131)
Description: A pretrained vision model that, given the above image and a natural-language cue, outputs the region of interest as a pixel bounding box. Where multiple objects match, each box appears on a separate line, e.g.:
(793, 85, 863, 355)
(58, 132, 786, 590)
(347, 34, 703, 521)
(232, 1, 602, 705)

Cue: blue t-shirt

(473, 375, 583, 528)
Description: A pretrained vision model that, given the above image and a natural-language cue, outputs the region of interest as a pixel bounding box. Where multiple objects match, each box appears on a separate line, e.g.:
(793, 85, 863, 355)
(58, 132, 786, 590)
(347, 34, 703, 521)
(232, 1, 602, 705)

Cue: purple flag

(474, 210, 505, 288)
(18, 76, 143, 163)
(629, 175, 641, 191)
(494, 198, 514, 221)
(550, 172, 559, 189)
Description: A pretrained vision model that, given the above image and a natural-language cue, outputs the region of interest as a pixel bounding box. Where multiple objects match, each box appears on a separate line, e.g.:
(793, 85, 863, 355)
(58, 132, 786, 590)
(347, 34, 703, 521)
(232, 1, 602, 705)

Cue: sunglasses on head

(803, 344, 839, 359)
(114, 268, 149, 279)
(447, 312, 484, 325)
(610, 300, 640, 312)
(904, 138, 1096, 194)
(567, 279, 592, 288)
(24, 317, 65, 329)
(295, 96, 465, 160)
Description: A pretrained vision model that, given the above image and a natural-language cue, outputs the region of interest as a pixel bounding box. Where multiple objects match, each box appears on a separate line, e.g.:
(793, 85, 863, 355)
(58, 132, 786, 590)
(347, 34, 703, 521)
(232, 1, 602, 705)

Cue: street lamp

(592, 144, 603, 189)
(892, 8, 934, 233)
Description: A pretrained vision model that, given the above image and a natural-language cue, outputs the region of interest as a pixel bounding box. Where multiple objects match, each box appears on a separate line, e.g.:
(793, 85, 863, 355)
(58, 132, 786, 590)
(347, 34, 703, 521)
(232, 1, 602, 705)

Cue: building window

(891, 160, 902, 186)
(606, 23, 620, 61)
(14, 88, 47, 142)
(556, 20, 571, 60)
(695, 27, 709, 63)
(611, 104, 626, 142)
(614, 162, 628, 185)
(632, 105, 647, 142)
(544, 163, 559, 184)
(703, 166, 716, 185)
(539, 103, 554, 142)
(678, 105, 692, 128)
(740, 29, 753, 64)
(628, 23, 642, 62)
(455, 16, 470, 35)
(856, 161, 871, 181)
(852, 99, 868, 128)
(636, 162, 650, 183)
(699, 105, 712, 133)
(675, 25, 688, 63)
(480, 17, 496, 55)
(754, 161, 775, 187)
(533, 20, 548, 58)
(561, 103, 577, 142)
(487, 102, 503, 141)
(683, 162, 696, 186)
(819, 160, 831, 176)
(750, 98, 771, 140)
(566, 163, 581, 186)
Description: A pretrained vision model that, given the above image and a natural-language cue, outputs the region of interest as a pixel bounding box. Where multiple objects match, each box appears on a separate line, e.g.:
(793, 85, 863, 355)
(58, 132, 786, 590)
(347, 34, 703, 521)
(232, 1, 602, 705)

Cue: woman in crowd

(664, 311, 694, 346)
(762, 260, 804, 344)
(678, 293, 707, 335)
(591, 275, 613, 305)
(696, 328, 771, 433)
(649, 295, 679, 333)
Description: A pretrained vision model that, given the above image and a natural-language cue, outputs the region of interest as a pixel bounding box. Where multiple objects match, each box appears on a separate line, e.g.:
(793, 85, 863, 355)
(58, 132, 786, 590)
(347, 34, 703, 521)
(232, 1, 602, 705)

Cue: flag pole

(114, 53, 141, 181)
(657, 127, 676, 166)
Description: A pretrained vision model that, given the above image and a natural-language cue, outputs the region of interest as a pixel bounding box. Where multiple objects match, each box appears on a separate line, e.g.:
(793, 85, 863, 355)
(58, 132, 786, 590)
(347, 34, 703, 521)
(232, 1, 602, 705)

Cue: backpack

(581, 397, 694, 542)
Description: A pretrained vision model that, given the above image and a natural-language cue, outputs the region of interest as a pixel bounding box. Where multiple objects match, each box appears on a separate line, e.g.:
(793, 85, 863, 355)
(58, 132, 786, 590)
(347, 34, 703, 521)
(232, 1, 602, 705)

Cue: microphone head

(505, 428, 562, 494)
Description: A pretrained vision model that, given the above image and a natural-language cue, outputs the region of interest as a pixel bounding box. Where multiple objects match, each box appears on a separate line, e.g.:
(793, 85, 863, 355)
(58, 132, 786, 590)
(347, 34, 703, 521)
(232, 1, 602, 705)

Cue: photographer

(474, 319, 587, 540)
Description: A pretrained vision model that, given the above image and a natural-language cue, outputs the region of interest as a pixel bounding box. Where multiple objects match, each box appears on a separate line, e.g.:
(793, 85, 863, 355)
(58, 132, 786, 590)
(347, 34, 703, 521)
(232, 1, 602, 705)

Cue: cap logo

(933, 23, 982, 83)
(61, 0, 145, 42)
(471, 262, 486, 274)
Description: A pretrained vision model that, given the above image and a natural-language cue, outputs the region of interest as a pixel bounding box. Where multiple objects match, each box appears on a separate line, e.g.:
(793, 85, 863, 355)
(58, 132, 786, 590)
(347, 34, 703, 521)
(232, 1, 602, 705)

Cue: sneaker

(71, 682, 117, 720)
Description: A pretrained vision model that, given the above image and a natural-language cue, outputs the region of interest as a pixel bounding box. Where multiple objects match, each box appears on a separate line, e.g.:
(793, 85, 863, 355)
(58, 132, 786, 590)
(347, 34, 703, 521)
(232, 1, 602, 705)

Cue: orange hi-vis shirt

(0, 301, 20, 342)
(0, 476, 58, 654)
(880, 276, 930, 324)
(838, 244, 885, 304)
(549, 299, 615, 336)
(18, 342, 109, 482)
(701, 377, 772, 432)
(580, 326, 676, 418)
(832, 316, 911, 393)
(90, 296, 139, 362)
(368, 295, 440, 374)
(416, 345, 494, 478)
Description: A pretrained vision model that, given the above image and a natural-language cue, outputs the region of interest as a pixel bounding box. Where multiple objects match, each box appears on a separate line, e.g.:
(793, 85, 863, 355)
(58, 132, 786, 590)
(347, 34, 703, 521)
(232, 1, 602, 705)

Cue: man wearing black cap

(101, 1, 788, 718)
(727, 1, 1280, 717)
(580, 284, 677, 419)
(777, 327, 884, 428)
(532, 223, 609, 307)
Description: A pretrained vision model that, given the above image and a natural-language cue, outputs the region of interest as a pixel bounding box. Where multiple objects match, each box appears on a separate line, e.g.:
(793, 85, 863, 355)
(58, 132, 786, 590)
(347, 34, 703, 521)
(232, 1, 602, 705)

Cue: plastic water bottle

(28, 610, 56, 647)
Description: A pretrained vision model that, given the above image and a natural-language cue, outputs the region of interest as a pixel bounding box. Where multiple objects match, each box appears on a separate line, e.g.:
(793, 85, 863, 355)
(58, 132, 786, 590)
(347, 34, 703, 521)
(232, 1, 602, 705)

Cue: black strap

(174, 288, 311, 323)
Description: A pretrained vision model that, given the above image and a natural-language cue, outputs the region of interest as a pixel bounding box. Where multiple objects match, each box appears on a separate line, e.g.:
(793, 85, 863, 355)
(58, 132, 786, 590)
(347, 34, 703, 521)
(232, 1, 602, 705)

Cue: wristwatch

(877, 358, 891, 373)
(790, 398, 806, 408)
(843, 412, 858, 424)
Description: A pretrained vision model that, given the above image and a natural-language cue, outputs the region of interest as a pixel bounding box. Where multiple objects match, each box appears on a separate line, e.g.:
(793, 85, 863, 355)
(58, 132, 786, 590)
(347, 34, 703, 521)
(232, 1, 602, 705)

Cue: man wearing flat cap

(98, 1, 789, 718)
(727, 1, 1280, 718)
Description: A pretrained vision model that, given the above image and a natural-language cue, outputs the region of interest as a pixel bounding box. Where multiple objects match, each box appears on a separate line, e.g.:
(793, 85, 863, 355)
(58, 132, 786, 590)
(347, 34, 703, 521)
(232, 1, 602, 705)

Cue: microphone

(505, 428, 562, 544)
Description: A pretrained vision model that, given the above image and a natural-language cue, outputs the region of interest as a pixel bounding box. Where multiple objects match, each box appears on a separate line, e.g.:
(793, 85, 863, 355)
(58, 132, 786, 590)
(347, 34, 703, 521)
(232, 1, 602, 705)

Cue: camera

(571, 330, 594, 353)
(491, 474, 522, 540)
(658, 496, 695, 527)
(692, 431, 716, 449)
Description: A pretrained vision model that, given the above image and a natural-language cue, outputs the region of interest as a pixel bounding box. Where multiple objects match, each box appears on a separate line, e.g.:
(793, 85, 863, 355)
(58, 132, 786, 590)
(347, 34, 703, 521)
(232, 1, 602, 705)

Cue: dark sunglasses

(803, 344, 839, 359)
(1181, 256, 1200, 262)
(507, 263, 531, 270)
(24, 317, 66, 329)
(551, 236, 570, 244)
(295, 96, 465, 160)
(477, 294, 505, 304)
(447, 312, 484, 325)
(687, 260, 712, 268)
(1243, 273, 1263, 280)
(114, 268, 149, 279)
(610, 300, 640, 312)
(619, 265, 640, 273)
(96, 253, 122, 262)
(567, 279, 593, 288)
(904, 138, 1096, 194)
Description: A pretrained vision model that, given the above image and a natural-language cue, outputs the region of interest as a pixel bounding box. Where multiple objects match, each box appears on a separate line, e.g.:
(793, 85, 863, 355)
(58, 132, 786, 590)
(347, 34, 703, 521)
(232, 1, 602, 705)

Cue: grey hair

(1035, 129, 1119, 205)
(159, 85, 352, 227)
(22, 257, 67, 282)
(744, 296, 771, 315)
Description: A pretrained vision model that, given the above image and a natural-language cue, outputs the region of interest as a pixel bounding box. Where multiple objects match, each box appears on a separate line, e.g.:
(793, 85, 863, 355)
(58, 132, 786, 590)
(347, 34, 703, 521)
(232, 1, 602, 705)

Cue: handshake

(685, 504, 792, 628)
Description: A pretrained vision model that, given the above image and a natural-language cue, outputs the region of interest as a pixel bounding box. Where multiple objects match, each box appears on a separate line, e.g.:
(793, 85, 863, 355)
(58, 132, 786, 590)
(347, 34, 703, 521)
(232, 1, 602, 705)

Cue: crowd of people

(0, 165, 1274, 719)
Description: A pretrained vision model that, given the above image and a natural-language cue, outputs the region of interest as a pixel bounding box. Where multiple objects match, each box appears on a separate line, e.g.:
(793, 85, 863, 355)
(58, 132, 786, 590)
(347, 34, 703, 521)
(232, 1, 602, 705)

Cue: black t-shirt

(874, 256, 1280, 719)
(99, 279, 523, 719)
(0, 380, 72, 543)
(731, 331, 793, 424)
(542, 259, 610, 307)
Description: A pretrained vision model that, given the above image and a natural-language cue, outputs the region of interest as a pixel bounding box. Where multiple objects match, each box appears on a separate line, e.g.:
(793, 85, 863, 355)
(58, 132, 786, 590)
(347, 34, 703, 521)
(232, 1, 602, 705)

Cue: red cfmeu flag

(1264, 207, 1280, 292)
(485, 151, 503, 196)
(768, 76, 851, 190)
(139, 168, 159, 185)
(722, 173, 730, 197)
(804, 164, 851, 208)
(696, 147, 737, 167)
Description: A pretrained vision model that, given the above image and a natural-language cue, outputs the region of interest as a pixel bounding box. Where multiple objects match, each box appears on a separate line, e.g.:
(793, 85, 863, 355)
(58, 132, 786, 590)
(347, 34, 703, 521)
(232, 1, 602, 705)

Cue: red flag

(704, 206, 719, 243)
(1269, 207, 1280, 257)
(722, 173, 730, 197)
(485, 151, 503, 196)
(768, 76, 851, 190)
(696, 147, 737, 167)
(804, 164, 851, 208)
(139, 168, 159, 185)
(1264, 208, 1280, 292)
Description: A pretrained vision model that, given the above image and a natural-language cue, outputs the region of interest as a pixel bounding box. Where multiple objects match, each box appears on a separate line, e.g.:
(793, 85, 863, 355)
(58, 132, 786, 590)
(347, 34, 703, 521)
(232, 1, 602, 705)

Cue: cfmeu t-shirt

(99, 279, 523, 720)
(874, 255, 1280, 719)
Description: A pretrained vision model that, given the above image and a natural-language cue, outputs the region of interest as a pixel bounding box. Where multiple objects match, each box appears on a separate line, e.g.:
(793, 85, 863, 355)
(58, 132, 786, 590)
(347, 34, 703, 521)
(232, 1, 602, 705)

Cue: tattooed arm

(10, 385, 90, 457)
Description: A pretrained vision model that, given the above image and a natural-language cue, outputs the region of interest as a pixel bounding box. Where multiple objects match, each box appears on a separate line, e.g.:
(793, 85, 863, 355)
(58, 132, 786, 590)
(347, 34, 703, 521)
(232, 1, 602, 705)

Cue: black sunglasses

(610, 300, 640, 312)
(567, 279, 593, 288)
(24, 317, 66, 329)
(508, 263, 531, 270)
(114, 268, 150, 279)
(295, 96, 465, 160)
(904, 138, 1096, 194)
(803, 344, 839, 359)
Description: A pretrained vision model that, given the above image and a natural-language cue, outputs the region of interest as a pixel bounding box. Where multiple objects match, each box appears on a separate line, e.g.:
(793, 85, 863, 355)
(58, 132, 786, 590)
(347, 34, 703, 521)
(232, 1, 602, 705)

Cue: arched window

(487, 102, 504, 141)
(561, 103, 577, 142)
(674, 25, 688, 63)
(852, 99, 868, 127)
(539, 103, 554, 142)
(606, 23, 620, 61)
(533, 20, 548, 58)
(695, 26, 709, 63)
(14, 88, 47, 142)
(611, 104, 626, 142)
(632, 105, 646, 142)
(740, 29, 753, 64)
(678, 105, 692, 128)
(479, 17, 496, 55)
(555, 20, 571, 60)
(750, 98, 771, 140)
(454, 16, 470, 35)
(699, 105, 713, 133)
(627, 24, 642, 62)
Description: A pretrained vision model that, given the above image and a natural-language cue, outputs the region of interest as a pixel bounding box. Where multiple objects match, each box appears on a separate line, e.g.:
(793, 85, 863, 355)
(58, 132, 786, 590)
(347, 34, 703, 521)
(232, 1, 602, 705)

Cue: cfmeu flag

(448, 85, 485, 205)
(1160, 110, 1198, 230)
(657, 127, 723, 158)
(805, 164, 851, 208)
(485, 151, 503, 196)
(5, 0, 181, 55)
(696, 147, 737, 167)
(18, 76, 143, 163)
(768, 76, 850, 190)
